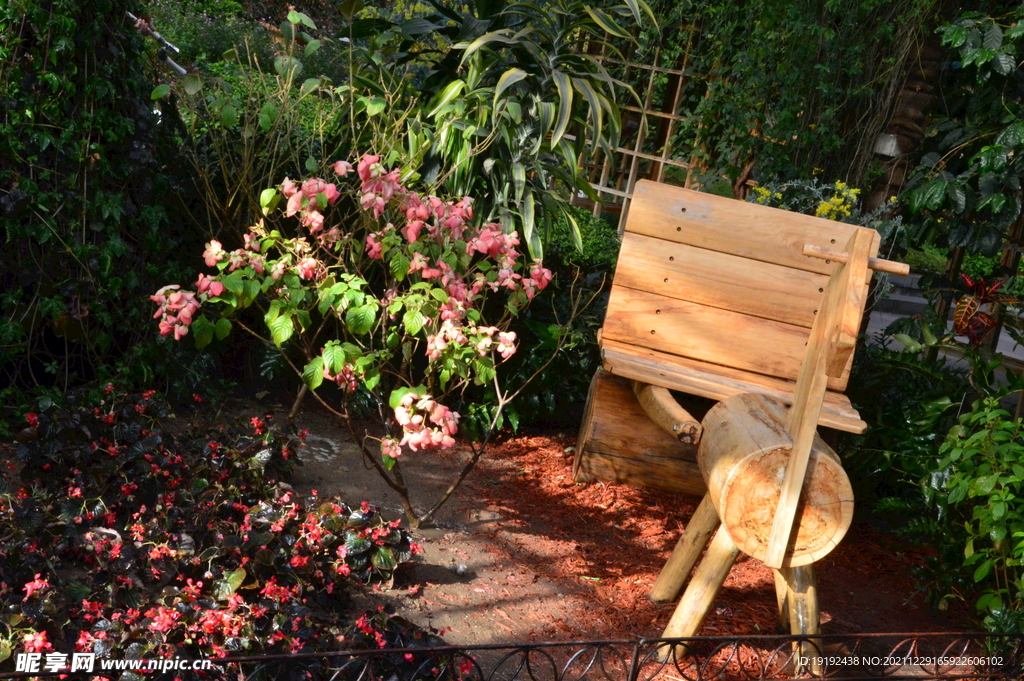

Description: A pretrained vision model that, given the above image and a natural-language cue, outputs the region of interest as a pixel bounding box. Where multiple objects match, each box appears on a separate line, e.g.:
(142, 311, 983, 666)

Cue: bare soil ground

(285, 406, 976, 646)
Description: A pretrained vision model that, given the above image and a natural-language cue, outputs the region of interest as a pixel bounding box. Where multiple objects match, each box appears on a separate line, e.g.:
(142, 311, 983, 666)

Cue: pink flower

(195, 273, 225, 297)
(296, 257, 320, 281)
(530, 261, 553, 290)
(402, 220, 425, 243)
(497, 331, 516, 359)
(281, 177, 299, 197)
(243, 232, 261, 252)
(301, 209, 325, 234)
(380, 438, 401, 459)
(365, 233, 383, 259)
(357, 154, 382, 182)
(23, 631, 52, 653)
(203, 240, 225, 267)
(285, 191, 304, 217)
(23, 573, 49, 599)
(333, 160, 353, 176)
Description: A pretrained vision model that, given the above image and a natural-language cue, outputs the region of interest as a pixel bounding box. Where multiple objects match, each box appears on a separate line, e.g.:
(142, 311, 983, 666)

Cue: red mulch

(462, 433, 976, 640)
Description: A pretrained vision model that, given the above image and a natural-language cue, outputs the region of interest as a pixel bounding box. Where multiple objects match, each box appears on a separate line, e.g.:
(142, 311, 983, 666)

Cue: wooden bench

(572, 180, 908, 662)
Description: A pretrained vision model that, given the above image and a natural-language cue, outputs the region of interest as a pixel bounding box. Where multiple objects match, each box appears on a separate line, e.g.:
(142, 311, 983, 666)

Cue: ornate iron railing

(2, 633, 1021, 681)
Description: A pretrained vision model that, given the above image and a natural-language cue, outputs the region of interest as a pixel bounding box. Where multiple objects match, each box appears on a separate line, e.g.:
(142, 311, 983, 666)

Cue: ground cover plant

(0, 384, 426, 671)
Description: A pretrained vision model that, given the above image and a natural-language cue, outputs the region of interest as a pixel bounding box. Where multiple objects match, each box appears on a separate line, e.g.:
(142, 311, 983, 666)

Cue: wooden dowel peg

(649, 494, 720, 603)
(802, 244, 910, 276)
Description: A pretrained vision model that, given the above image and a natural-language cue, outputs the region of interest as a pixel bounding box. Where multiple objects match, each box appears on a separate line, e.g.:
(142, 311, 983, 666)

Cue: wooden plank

(615, 232, 831, 328)
(599, 338, 866, 433)
(624, 180, 881, 275)
(763, 229, 874, 569)
(604, 286, 851, 389)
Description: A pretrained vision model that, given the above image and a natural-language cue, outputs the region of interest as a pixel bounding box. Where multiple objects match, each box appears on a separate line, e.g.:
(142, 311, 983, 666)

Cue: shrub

(0, 385, 418, 665)
(150, 154, 554, 526)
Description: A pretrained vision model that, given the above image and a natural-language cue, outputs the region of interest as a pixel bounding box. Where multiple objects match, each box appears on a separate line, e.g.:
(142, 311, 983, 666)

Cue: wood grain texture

(599, 338, 866, 433)
(573, 371, 706, 496)
(764, 230, 873, 569)
(625, 180, 881, 274)
(660, 525, 739, 648)
(615, 232, 832, 329)
(649, 494, 720, 604)
(604, 286, 853, 388)
(632, 380, 702, 444)
(698, 393, 854, 567)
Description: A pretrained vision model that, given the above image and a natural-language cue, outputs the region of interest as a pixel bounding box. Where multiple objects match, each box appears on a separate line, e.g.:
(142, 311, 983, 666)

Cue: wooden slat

(624, 181, 881, 275)
(764, 229, 874, 569)
(599, 338, 866, 433)
(616, 232, 830, 328)
(604, 286, 848, 391)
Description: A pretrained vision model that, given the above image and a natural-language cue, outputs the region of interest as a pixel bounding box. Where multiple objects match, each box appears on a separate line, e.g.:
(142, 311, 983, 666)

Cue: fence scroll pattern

(3, 633, 1020, 681)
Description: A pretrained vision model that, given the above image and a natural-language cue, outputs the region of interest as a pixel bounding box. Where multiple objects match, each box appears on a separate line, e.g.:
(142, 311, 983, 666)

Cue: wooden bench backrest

(603, 181, 881, 393)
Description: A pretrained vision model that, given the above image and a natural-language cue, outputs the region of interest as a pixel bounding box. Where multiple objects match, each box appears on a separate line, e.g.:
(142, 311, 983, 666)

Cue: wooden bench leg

(659, 525, 739, 661)
(649, 494, 720, 603)
(778, 564, 821, 675)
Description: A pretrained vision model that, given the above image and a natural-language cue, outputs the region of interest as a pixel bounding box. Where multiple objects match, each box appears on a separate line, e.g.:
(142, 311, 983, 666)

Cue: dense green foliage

(0, 0, 208, 414)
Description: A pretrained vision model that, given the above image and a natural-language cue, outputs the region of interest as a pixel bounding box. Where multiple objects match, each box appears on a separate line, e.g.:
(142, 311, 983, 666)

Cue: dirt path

(285, 408, 975, 645)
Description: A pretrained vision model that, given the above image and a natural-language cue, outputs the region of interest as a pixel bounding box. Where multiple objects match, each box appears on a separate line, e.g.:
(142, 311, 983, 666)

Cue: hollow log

(574, 370, 706, 496)
(698, 393, 853, 566)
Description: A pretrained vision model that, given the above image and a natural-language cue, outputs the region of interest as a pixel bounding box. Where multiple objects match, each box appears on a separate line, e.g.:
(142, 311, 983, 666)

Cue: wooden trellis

(571, 28, 703, 234)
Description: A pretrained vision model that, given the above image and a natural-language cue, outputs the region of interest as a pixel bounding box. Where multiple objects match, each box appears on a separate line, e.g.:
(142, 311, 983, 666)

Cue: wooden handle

(631, 381, 703, 445)
(802, 244, 910, 276)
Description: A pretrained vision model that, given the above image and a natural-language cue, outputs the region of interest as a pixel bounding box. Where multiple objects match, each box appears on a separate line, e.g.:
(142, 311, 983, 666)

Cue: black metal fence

(3, 633, 1022, 681)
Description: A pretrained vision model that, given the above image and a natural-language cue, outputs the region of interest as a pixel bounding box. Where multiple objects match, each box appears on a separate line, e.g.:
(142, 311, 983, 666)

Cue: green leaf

(258, 102, 279, 133)
(403, 309, 425, 336)
(430, 288, 449, 303)
(346, 305, 376, 335)
(303, 357, 325, 390)
(382, 453, 397, 470)
(301, 77, 321, 95)
(192, 316, 214, 349)
(973, 558, 993, 582)
(364, 96, 386, 117)
(573, 77, 603, 152)
(995, 122, 1024, 148)
(893, 333, 923, 353)
(459, 30, 517, 64)
(585, 7, 631, 39)
(323, 344, 346, 374)
(429, 79, 466, 117)
(215, 318, 232, 340)
(512, 162, 526, 202)
(992, 52, 1014, 75)
(304, 39, 321, 57)
(494, 68, 528, 109)
(183, 74, 203, 95)
(150, 84, 171, 100)
(268, 314, 293, 346)
(372, 546, 397, 571)
(551, 70, 573, 148)
(227, 567, 246, 592)
(220, 104, 239, 128)
(983, 21, 1003, 50)
(522, 190, 539, 258)
(389, 254, 410, 282)
(389, 385, 426, 409)
(274, 55, 303, 78)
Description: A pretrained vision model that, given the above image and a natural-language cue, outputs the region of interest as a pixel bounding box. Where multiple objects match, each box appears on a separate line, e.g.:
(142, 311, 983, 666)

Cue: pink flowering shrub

(2, 387, 422, 668)
(152, 154, 553, 525)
